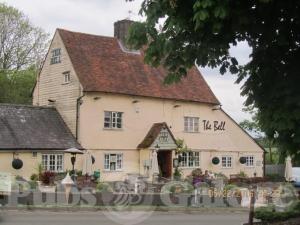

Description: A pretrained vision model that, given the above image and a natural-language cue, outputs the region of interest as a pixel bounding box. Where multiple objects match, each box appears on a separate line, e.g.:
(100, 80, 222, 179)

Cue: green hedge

(254, 201, 300, 222)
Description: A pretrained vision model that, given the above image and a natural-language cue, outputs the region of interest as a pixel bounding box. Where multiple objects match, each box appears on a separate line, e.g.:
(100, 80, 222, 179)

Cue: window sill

(103, 128, 123, 131)
(103, 170, 123, 173)
(183, 131, 200, 133)
(179, 167, 200, 169)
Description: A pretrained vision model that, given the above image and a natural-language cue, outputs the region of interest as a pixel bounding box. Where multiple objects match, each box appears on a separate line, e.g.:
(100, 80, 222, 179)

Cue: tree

(239, 107, 276, 164)
(0, 3, 48, 104)
(127, 0, 300, 158)
(0, 67, 36, 104)
(0, 3, 48, 70)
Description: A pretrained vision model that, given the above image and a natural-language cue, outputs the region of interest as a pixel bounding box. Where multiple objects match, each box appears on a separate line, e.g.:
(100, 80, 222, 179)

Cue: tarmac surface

(0, 210, 249, 225)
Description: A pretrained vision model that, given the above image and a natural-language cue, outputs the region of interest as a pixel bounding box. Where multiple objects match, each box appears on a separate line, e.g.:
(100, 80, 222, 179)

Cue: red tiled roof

(58, 29, 220, 105)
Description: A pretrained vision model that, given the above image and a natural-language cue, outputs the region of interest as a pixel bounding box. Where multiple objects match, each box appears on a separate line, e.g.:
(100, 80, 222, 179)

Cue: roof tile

(58, 29, 220, 105)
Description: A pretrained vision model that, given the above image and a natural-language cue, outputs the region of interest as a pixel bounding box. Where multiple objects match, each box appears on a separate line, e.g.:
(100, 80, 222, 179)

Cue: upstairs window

(50, 48, 61, 64)
(62, 71, 70, 84)
(104, 111, 123, 129)
(184, 117, 199, 132)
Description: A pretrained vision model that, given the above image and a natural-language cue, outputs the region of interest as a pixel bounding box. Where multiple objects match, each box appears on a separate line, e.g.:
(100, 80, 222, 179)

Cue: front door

(157, 150, 172, 178)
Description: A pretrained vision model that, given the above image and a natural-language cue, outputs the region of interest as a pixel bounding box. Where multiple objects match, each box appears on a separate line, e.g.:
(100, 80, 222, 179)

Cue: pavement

(0, 210, 249, 225)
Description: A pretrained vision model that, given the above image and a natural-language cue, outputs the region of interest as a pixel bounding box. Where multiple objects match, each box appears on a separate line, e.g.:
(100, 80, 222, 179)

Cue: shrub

(214, 172, 228, 180)
(238, 171, 248, 178)
(96, 182, 113, 193)
(254, 200, 300, 222)
(173, 167, 182, 180)
(40, 171, 56, 185)
(30, 173, 38, 181)
(28, 180, 38, 189)
(161, 182, 194, 194)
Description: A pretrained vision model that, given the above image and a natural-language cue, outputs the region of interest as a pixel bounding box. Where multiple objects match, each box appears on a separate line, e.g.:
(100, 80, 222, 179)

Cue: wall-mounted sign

(0, 172, 11, 192)
(203, 120, 226, 131)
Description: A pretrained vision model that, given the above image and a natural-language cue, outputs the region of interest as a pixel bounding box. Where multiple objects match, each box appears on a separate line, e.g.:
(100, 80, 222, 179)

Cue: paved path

(0, 210, 249, 225)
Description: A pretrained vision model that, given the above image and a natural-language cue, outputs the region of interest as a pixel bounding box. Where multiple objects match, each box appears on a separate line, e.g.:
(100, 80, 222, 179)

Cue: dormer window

(62, 71, 70, 84)
(50, 48, 61, 64)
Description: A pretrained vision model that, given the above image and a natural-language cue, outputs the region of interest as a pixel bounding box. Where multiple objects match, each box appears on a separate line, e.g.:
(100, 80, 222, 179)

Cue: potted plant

(38, 171, 56, 192)
(173, 167, 182, 181)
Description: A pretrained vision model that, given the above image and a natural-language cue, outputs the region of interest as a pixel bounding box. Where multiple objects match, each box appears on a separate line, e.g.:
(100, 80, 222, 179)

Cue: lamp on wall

(212, 105, 222, 111)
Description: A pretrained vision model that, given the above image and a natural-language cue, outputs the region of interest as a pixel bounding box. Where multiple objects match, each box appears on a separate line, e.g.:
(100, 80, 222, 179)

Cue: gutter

(76, 93, 85, 140)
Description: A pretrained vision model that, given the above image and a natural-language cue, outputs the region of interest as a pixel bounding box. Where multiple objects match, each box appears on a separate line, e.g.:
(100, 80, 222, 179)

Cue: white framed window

(180, 152, 200, 168)
(62, 71, 70, 84)
(42, 154, 64, 172)
(245, 156, 254, 167)
(222, 156, 232, 168)
(104, 111, 123, 129)
(50, 48, 61, 64)
(104, 153, 123, 171)
(184, 117, 199, 132)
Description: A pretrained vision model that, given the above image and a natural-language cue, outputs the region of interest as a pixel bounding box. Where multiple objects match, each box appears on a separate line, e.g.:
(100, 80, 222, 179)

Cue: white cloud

(2, 0, 252, 122)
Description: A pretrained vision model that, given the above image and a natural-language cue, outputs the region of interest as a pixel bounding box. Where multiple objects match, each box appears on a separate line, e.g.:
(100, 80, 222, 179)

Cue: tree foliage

(127, 0, 300, 157)
(0, 67, 36, 104)
(0, 3, 48, 104)
(0, 3, 48, 70)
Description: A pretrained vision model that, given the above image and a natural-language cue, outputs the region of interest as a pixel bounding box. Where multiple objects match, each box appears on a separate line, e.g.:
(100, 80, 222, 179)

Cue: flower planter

(38, 182, 56, 193)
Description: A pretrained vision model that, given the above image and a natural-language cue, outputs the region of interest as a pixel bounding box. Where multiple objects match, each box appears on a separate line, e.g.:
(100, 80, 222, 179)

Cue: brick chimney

(114, 19, 134, 48)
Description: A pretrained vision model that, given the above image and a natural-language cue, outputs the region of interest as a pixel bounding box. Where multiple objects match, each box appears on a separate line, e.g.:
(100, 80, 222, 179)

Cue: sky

(2, 0, 252, 122)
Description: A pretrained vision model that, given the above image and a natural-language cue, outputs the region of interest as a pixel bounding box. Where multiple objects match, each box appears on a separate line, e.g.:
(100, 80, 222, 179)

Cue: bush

(96, 182, 113, 193)
(161, 182, 194, 194)
(255, 200, 300, 222)
(28, 180, 38, 189)
(214, 172, 228, 180)
(30, 173, 38, 181)
(238, 171, 248, 178)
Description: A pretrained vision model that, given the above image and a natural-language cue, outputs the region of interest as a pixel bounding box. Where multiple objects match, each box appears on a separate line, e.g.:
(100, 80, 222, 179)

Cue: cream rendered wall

(0, 152, 79, 180)
(32, 31, 82, 135)
(78, 92, 264, 180)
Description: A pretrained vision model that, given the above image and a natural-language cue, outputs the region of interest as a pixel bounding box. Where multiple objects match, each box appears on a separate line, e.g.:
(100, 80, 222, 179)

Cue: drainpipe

(76, 94, 85, 140)
(263, 151, 266, 177)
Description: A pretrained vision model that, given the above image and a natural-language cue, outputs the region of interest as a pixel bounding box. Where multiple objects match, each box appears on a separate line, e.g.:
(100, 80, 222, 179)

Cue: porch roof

(137, 122, 177, 149)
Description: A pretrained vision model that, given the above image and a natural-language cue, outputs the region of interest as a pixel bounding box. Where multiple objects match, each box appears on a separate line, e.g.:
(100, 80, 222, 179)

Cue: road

(0, 210, 249, 225)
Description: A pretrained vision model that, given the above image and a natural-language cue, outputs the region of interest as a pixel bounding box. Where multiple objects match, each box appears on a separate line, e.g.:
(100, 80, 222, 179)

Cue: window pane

(117, 154, 122, 170)
(194, 152, 200, 167)
(181, 152, 187, 167)
(104, 154, 109, 170)
(42, 155, 48, 170)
